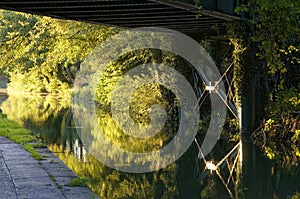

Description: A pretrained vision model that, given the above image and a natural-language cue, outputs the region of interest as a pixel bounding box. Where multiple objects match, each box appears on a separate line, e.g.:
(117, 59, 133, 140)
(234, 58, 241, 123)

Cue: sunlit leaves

(236, 0, 300, 76)
(264, 146, 275, 160)
(0, 9, 118, 93)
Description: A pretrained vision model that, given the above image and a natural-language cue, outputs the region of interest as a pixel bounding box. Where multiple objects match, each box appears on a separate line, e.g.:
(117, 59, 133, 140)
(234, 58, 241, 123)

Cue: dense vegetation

(231, 0, 300, 165)
(0, 10, 118, 93)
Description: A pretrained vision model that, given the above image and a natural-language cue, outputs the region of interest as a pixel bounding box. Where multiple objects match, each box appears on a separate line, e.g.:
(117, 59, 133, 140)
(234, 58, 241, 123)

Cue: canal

(0, 94, 299, 199)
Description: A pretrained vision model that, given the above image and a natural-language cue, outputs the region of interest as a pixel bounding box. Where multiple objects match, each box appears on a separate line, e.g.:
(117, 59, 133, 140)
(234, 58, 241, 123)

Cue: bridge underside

(0, 0, 239, 36)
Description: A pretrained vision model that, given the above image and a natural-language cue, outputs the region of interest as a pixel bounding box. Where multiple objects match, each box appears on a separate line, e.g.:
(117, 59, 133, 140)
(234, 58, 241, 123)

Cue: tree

(0, 9, 118, 93)
(228, 0, 300, 168)
(236, 0, 299, 76)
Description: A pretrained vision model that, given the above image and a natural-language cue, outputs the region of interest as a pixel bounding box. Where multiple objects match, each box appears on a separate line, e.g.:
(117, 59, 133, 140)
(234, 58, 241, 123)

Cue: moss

(0, 113, 44, 160)
(49, 174, 56, 181)
(56, 184, 63, 190)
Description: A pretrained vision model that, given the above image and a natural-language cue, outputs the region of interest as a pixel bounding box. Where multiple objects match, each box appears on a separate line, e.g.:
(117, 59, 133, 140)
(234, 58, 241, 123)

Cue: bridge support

(230, 22, 267, 135)
(234, 40, 258, 135)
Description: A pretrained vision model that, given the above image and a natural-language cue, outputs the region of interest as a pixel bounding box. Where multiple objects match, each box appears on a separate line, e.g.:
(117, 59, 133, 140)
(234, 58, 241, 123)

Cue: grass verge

(0, 113, 46, 160)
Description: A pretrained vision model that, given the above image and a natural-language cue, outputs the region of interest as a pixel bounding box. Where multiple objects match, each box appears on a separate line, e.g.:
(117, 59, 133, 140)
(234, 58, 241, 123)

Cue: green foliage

(239, 0, 300, 166)
(235, 0, 300, 76)
(258, 87, 300, 166)
(93, 47, 194, 153)
(260, 113, 299, 167)
(0, 9, 118, 93)
(268, 87, 300, 116)
(95, 49, 162, 107)
(291, 130, 300, 143)
(228, 1, 300, 164)
(228, 0, 299, 116)
(68, 178, 89, 187)
(230, 36, 251, 103)
(23, 143, 44, 160)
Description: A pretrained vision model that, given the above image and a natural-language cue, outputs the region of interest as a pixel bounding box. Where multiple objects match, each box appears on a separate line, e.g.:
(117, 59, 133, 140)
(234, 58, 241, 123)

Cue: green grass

(67, 178, 89, 187)
(0, 113, 44, 160)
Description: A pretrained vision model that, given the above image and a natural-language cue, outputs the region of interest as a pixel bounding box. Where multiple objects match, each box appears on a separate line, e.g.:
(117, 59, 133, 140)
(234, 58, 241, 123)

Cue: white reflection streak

(195, 140, 242, 198)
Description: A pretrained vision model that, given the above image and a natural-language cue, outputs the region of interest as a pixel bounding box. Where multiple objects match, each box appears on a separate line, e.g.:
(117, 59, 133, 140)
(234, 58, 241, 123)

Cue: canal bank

(0, 76, 99, 198)
(0, 136, 99, 199)
(0, 136, 97, 199)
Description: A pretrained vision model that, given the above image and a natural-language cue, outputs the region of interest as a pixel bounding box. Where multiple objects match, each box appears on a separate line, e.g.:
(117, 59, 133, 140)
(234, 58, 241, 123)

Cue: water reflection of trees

(0, 93, 71, 144)
(49, 143, 179, 199)
(0, 94, 181, 198)
(1, 94, 299, 198)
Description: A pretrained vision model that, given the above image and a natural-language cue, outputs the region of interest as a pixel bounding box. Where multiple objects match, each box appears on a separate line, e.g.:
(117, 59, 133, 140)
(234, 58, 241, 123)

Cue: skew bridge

(0, 0, 241, 36)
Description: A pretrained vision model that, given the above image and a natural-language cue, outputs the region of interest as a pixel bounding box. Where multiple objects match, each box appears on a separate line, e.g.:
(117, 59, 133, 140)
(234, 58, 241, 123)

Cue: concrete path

(0, 136, 99, 199)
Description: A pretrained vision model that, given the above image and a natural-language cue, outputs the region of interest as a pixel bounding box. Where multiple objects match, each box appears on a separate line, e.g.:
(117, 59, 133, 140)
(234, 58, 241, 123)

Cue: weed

(56, 184, 63, 189)
(67, 178, 89, 187)
(49, 174, 56, 182)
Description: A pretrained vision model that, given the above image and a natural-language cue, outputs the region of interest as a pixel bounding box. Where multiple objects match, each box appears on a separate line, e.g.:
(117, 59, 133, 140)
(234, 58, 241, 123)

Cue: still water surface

(0, 94, 299, 199)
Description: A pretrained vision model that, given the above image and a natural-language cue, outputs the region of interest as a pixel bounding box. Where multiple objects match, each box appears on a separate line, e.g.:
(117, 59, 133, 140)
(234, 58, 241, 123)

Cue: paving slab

(0, 136, 99, 199)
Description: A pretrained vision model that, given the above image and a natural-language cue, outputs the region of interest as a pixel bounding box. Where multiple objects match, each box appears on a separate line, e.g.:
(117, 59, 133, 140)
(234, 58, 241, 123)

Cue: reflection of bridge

(0, 0, 241, 36)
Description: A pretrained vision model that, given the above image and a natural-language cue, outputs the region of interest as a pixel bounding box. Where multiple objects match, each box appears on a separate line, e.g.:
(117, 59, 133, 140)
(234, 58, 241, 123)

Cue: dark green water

(0, 94, 299, 199)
